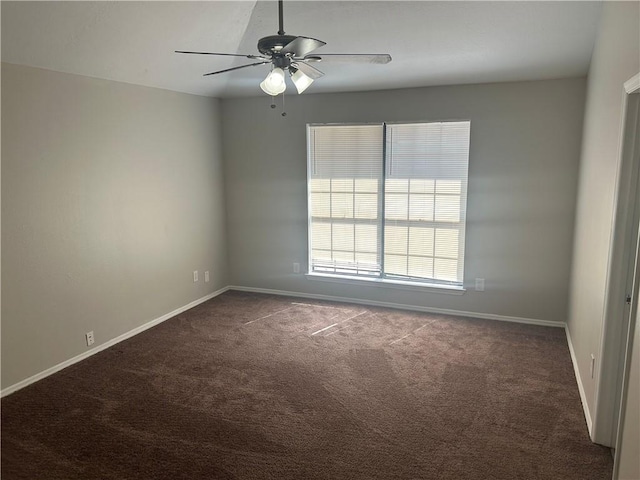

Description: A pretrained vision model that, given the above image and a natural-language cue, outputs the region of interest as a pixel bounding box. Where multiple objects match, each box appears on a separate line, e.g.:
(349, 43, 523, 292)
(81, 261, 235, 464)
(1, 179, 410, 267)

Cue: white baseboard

(1, 285, 568, 399)
(0, 287, 229, 398)
(228, 285, 565, 329)
(565, 324, 593, 435)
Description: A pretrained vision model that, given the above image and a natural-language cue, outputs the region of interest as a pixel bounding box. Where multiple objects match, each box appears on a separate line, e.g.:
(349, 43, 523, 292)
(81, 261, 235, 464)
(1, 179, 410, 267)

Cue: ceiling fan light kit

(176, 0, 391, 100)
(290, 68, 314, 94)
(260, 67, 287, 95)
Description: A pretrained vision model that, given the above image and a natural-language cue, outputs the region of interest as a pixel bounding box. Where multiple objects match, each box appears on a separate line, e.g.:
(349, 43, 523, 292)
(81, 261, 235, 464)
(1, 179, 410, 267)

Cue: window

(308, 121, 470, 287)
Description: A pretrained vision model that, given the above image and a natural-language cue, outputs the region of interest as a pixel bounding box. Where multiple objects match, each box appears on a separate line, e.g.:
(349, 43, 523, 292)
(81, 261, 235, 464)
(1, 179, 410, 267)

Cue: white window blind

(384, 122, 470, 285)
(308, 124, 384, 277)
(307, 121, 470, 287)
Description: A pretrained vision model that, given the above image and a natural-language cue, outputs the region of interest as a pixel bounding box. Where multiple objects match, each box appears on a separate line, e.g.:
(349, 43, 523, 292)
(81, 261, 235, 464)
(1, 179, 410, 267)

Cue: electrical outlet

(590, 354, 596, 378)
(193, 270, 198, 282)
(475, 278, 485, 292)
(293, 262, 300, 274)
(204, 271, 210, 283)
(86, 331, 95, 346)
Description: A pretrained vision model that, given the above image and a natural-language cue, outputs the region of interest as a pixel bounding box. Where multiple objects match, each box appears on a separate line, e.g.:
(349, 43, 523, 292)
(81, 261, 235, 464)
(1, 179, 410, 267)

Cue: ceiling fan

(175, 0, 392, 95)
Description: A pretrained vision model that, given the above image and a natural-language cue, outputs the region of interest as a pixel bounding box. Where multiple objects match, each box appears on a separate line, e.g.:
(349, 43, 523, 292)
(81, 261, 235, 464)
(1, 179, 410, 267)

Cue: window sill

(305, 273, 466, 295)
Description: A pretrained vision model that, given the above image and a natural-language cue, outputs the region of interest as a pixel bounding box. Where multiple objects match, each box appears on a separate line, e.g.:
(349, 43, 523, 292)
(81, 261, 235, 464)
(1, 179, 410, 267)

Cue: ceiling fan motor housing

(258, 35, 297, 56)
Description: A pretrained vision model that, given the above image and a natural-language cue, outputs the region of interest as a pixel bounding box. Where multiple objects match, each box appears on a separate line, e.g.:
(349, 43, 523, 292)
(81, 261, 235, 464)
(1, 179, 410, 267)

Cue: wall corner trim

(565, 324, 593, 436)
(0, 287, 230, 398)
(624, 73, 640, 94)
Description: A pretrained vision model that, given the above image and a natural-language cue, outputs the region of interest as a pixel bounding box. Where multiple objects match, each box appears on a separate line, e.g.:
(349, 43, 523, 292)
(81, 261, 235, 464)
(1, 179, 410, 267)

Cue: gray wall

(567, 0, 640, 439)
(1, 63, 228, 389)
(222, 78, 586, 323)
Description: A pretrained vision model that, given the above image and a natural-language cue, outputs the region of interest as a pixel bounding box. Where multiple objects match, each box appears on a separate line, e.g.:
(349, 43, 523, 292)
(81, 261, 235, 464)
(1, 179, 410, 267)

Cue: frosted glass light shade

(260, 68, 286, 96)
(291, 69, 314, 94)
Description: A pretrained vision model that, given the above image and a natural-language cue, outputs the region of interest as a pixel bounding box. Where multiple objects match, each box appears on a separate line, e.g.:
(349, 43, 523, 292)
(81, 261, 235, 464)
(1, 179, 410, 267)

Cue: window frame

(307, 120, 470, 292)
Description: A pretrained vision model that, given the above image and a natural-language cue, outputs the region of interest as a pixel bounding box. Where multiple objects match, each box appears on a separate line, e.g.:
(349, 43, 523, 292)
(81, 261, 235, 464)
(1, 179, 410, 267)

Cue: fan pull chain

(281, 92, 287, 117)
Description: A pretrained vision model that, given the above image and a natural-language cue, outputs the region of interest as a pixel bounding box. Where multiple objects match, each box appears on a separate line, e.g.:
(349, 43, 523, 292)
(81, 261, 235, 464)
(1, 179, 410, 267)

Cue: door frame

(593, 72, 640, 446)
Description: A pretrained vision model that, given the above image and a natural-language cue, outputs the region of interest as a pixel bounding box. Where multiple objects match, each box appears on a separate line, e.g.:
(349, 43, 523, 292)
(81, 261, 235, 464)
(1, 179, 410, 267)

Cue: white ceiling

(1, 1, 602, 98)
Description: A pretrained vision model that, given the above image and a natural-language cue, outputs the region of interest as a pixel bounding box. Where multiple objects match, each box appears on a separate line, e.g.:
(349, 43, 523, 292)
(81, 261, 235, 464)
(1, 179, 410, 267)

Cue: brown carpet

(1, 291, 613, 479)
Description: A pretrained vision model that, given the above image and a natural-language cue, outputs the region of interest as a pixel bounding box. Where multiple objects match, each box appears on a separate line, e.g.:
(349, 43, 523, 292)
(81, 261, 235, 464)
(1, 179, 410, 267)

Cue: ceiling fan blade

(203, 61, 270, 77)
(280, 36, 326, 57)
(304, 54, 392, 64)
(176, 51, 267, 60)
(293, 61, 324, 80)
